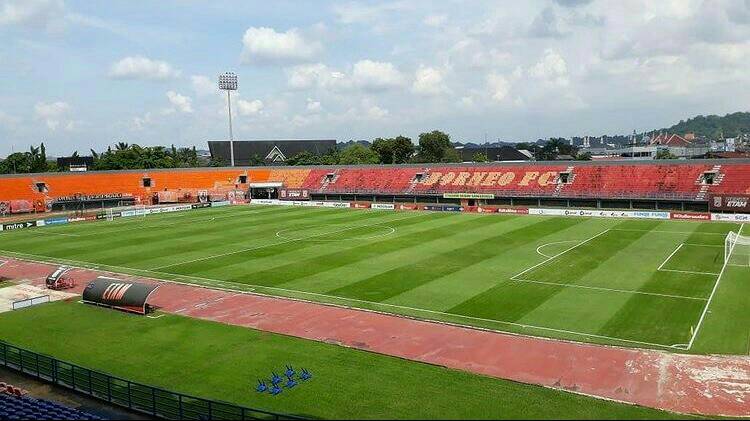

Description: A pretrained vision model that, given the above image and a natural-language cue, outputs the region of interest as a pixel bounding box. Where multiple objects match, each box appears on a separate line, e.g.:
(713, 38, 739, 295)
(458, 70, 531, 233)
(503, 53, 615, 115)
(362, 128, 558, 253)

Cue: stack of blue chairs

(0, 393, 104, 420)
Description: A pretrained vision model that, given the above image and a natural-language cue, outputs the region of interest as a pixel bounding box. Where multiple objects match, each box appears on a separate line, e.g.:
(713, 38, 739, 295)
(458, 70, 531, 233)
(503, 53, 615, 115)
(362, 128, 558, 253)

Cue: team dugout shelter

(82, 278, 160, 315)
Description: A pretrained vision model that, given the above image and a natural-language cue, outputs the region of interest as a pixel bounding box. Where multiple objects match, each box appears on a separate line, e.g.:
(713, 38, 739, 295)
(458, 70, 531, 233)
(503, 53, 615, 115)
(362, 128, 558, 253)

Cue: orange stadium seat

(1, 162, 749, 207)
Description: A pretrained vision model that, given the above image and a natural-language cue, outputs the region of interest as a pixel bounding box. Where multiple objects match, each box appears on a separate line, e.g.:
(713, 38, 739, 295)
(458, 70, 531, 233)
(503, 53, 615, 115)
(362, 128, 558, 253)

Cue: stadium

(0, 159, 749, 419)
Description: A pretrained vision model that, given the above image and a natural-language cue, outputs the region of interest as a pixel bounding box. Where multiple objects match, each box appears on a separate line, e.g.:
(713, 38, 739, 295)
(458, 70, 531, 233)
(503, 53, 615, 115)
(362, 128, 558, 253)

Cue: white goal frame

(725, 230, 750, 267)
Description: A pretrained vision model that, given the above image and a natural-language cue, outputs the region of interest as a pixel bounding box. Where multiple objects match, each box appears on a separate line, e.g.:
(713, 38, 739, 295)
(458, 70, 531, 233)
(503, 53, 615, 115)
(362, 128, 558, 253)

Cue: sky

(1, 0, 749, 156)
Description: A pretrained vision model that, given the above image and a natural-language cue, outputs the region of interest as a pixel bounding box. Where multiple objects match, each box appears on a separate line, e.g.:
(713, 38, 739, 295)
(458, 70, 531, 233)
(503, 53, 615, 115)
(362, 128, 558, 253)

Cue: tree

(656, 149, 677, 159)
(441, 147, 462, 163)
(371, 136, 414, 164)
(248, 154, 264, 166)
(318, 147, 341, 165)
(472, 152, 488, 162)
(575, 152, 592, 161)
(416, 130, 452, 162)
(286, 151, 320, 166)
(391, 136, 415, 164)
(338, 144, 379, 165)
(371, 137, 394, 164)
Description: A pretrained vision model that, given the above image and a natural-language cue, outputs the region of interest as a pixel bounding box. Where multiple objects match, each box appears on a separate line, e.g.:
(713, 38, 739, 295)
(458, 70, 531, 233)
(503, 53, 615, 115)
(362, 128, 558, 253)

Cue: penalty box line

(0, 249, 683, 351)
(511, 278, 707, 301)
(687, 223, 745, 350)
(657, 243, 720, 276)
(510, 229, 611, 281)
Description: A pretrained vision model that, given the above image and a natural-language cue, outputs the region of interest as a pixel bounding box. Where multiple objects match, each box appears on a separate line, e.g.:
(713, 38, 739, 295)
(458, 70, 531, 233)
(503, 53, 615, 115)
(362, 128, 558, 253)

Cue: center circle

(276, 224, 396, 242)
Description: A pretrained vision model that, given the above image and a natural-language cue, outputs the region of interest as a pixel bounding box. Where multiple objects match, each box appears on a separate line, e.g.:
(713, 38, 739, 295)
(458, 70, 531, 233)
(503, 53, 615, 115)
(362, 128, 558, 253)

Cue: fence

(11, 295, 50, 311)
(0, 341, 303, 420)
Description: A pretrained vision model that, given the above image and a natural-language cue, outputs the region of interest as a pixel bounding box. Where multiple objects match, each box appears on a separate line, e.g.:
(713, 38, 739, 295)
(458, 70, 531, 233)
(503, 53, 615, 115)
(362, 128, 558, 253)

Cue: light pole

(218, 72, 238, 166)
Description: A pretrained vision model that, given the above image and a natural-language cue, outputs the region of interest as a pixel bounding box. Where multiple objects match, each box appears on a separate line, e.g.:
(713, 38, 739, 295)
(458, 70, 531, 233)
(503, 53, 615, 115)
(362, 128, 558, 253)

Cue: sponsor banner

(495, 207, 529, 215)
(2, 221, 37, 231)
(44, 217, 69, 226)
(529, 208, 670, 220)
(191, 202, 212, 209)
(371, 203, 395, 210)
(398, 204, 418, 211)
(711, 213, 750, 222)
(352, 202, 371, 209)
(147, 206, 174, 214)
(322, 201, 350, 208)
(443, 193, 496, 200)
(629, 211, 671, 220)
(96, 211, 121, 220)
(670, 212, 711, 221)
(709, 194, 750, 212)
(279, 189, 310, 201)
(251, 199, 279, 205)
(55, 193, 133, 203)
(423, 205, 463, 212)
(211, 201, 231, 208)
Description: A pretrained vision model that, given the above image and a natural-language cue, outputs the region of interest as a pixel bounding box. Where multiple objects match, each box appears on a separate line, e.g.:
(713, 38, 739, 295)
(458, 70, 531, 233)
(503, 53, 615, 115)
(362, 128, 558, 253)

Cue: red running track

(1, 256, 748, 417)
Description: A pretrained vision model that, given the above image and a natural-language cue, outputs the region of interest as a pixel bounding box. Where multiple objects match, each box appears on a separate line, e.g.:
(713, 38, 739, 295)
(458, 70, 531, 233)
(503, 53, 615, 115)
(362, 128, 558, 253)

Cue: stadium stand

(0, 384, 104, 420)
(1, 160, 749, 209)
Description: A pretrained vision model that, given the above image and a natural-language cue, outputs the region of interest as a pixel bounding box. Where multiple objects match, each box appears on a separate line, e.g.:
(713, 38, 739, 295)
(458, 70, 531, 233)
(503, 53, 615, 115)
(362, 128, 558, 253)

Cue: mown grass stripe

(331, 218, 587, 303)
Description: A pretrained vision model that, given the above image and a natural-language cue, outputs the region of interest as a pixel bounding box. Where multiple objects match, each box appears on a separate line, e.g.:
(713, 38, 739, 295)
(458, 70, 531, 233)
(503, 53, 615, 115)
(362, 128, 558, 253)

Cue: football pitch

(0, 204, 748, 354)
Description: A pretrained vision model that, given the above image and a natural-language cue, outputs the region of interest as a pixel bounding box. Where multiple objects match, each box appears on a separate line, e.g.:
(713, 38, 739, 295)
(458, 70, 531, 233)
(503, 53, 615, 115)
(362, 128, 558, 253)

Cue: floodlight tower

(218, 72, 238, 166)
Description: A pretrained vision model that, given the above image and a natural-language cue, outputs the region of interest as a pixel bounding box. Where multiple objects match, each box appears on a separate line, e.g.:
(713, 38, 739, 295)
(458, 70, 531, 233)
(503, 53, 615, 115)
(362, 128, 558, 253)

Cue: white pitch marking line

(511, 278, 708, 301)
(150, 213, 423, 271)
(610, 228, 728, 236)
(687, 223, 744, 350)
(0, 249, 681, 351)
(657, 268, 720, 276)
(26, 231, 81, 238)
(535, 240, 580, 258)
(276, 225, 396, 242)
(683, 243, 724, 248)
(657, 243, 684, 271)
(511, 229, 611, 281)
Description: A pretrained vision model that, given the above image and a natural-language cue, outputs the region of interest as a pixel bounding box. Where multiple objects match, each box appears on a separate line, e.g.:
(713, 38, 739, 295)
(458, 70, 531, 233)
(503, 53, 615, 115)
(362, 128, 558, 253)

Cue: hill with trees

(663, 112, 750, 139)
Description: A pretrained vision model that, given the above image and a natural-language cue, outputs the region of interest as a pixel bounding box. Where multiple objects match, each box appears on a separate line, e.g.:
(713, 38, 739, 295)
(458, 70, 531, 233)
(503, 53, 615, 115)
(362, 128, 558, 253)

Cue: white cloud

(364, 104, 389, 119)
(423, 14, 447, 27)
(0, 110, 19, 129)
(191, 75, 216, 96)
(412, 66, 449, 96)
(352, 60, 404, 91)
(109, 56, 180, 80)
(241, 27, 322, 65)
(0, 0, 64, 30)
(132, 112, 153, 131)
(286, 63, 348, 90)
(34, 101, 72, 130)
(487, 73, 511, 102)
(529, 49, 569, 87)
(166, 91, 193, 113)
(334, 2, 410, 24)
(306, 98, 322, 112)
(237, 99, 264, 116)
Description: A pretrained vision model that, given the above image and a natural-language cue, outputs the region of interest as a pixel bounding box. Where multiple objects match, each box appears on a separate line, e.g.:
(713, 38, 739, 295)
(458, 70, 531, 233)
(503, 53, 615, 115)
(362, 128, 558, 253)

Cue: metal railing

(0, 340, 303, 420)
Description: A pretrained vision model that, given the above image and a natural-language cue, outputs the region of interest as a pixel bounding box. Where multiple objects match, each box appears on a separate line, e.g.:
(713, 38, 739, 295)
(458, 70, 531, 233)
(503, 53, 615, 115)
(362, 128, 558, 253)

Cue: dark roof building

(208, 139, 337, 165)
(57, 156, 95, 171)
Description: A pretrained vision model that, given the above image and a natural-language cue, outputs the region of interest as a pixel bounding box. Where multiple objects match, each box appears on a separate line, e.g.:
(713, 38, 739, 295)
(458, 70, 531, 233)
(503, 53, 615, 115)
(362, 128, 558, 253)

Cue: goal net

(725, 231, 750, 267)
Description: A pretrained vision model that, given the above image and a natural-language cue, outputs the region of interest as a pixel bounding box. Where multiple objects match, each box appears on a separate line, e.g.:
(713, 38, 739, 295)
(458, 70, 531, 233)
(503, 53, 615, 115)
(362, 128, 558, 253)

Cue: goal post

(725, 231, 750, 267)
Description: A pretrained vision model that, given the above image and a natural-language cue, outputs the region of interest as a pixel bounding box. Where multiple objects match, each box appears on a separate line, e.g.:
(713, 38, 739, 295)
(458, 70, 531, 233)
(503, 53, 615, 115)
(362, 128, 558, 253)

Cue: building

(57, 155, 95, 172)
(455, 145, 531, 162)
(208, 139, 337, 166)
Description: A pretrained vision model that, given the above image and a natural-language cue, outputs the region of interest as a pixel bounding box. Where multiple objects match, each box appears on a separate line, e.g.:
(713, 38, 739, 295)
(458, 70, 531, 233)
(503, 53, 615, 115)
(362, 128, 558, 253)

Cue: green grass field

(0, 204, 748, 354)
(0, 301, 695, 419)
